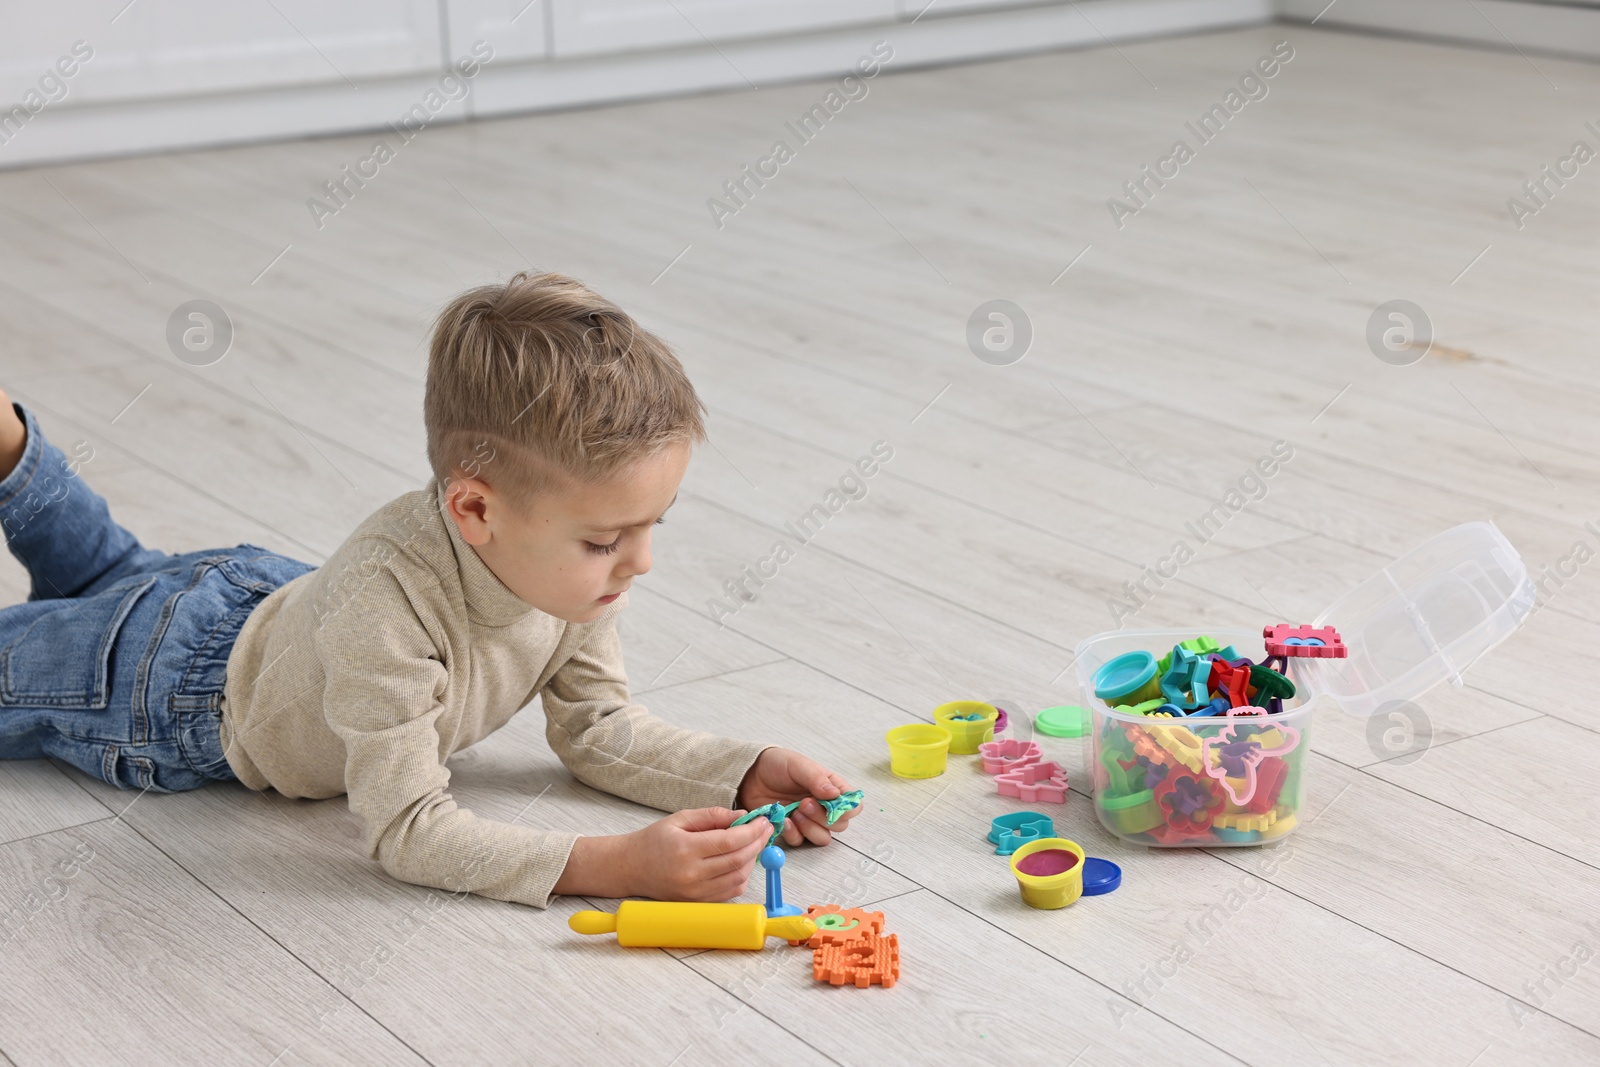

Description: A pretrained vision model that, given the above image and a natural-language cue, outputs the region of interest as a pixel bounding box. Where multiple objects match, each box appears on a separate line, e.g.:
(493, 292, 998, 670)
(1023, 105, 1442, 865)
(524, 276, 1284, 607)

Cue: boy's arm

(541, 591, 774, 812)
(318, 566, 582, 910)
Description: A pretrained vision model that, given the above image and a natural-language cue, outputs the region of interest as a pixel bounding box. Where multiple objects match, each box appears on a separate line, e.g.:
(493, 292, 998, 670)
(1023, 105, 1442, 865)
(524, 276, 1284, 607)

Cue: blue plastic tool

(760, 845, 803, 917)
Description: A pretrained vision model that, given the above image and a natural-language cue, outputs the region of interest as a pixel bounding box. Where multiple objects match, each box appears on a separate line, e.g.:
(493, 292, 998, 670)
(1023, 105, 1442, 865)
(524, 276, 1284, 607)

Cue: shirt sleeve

(317, 562, 580, 910)
(541, 591, 774, 813)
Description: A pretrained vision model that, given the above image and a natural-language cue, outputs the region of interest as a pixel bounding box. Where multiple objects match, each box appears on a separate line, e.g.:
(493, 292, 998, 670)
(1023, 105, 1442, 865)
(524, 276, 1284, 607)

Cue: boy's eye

(585, 516, 665, 556)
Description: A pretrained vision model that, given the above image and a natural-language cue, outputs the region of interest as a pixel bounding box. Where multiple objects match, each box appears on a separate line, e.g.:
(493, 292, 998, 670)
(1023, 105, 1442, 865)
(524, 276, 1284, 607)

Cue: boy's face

(445, 442, 690, 624)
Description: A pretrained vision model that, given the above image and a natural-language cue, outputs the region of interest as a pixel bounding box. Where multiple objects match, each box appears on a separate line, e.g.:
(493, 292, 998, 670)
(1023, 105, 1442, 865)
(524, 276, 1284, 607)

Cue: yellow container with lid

(1009, 837, 1087, 910)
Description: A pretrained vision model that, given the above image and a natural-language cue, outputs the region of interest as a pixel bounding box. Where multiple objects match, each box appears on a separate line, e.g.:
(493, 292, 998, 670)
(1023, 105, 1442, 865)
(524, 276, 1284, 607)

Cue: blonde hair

(424, 271, 706, 514)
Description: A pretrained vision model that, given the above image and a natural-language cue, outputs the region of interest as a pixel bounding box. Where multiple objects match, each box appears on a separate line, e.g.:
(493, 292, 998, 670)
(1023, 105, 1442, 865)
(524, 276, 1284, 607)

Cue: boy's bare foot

(0, 388, 27, 482)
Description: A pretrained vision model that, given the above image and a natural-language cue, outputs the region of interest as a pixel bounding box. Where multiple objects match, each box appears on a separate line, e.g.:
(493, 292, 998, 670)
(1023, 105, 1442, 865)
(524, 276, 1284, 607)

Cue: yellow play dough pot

(1010, 837, 1087, 910)
(886, 723, 952, 778)
(932, 701, 999, 754)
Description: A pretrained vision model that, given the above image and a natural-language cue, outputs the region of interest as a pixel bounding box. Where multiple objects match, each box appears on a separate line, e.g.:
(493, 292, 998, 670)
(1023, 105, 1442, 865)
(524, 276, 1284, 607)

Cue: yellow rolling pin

(569, 901, 816, 950)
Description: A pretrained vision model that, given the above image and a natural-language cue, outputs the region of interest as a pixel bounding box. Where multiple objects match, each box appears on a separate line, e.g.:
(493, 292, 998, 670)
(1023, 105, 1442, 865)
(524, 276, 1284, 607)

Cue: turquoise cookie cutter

(987, 811, 1056, 856)
(1212, 827, 1260, 844)
(1160, 646, 1212, 709)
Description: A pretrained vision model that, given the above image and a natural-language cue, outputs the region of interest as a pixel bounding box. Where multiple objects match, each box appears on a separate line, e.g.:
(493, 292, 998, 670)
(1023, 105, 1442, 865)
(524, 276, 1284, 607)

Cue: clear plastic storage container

(1075, 521, 1536, 847)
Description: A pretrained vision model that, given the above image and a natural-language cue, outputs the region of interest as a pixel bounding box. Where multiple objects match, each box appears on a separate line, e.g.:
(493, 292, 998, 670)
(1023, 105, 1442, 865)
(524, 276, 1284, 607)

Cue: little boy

(0, 271, 856, 908)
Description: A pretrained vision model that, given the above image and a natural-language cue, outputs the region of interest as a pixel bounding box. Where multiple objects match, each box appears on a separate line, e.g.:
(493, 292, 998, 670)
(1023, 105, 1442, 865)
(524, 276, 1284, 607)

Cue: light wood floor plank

(614, 587, 790, 696)
(6, 359, 410, 559)
(0, 762, 109, 847)
(1365, 715, 1600, 869)
(1232, 756, 1600, 1036)
(684, 888, 1243, 1067)
(0, 820, 430, 1065)
(0, 396, 319, 565)
(53, 136, 1587, 620)
(9, 66, 1587, 601)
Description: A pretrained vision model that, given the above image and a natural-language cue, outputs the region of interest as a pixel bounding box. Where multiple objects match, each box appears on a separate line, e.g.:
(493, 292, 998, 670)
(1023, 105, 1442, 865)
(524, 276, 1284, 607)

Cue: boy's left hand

(735, 748, 857, 847)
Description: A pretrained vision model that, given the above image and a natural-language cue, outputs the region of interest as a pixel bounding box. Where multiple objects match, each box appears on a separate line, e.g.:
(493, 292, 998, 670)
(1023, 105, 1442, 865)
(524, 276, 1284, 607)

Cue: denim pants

(0, 401, 316, 793)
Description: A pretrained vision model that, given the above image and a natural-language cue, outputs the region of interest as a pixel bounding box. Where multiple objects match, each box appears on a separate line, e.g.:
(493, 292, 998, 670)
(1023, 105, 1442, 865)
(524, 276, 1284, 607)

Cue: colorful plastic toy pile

(1089, 625, 1344, 846)
(1091, 629, 1330, 720)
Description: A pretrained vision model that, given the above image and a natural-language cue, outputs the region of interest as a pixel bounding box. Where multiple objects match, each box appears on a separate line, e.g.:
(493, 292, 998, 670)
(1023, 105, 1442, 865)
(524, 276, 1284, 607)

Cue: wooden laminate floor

(2, 21, 1599, 1067)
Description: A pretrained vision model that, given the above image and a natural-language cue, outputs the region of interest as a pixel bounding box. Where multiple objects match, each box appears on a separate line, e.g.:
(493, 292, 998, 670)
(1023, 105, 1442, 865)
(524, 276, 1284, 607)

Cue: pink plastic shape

(978, 738, 1043, 775)
(1200, 721, 1301, 805)
(1262, 623, 1347, 658)
(996, 760, 1069, 804)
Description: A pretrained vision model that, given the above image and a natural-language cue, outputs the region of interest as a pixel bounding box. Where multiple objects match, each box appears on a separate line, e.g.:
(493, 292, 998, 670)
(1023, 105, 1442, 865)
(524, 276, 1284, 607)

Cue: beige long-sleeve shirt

(219, 477, 772, 909)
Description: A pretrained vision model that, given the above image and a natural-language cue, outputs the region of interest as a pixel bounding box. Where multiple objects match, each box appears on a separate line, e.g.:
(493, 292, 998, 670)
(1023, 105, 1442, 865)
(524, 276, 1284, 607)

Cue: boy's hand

(623, 808, 773, 902)
(736, 748, 858, 847)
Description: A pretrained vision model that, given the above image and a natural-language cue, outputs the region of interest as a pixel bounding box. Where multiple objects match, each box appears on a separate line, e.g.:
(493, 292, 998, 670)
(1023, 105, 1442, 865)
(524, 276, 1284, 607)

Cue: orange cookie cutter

(814, 933, 900, 988)
(1127, 726, 1173, 767)
(1129, 725, 1203, 773)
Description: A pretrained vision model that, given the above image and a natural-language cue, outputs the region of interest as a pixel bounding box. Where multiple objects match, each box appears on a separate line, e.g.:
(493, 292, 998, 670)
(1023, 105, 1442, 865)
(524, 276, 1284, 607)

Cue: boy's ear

(444, 478, 494, 546)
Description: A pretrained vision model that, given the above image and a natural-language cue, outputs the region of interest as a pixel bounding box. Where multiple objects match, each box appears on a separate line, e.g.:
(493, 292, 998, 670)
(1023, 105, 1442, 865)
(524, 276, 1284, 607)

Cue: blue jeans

(0, 401, 316, 792)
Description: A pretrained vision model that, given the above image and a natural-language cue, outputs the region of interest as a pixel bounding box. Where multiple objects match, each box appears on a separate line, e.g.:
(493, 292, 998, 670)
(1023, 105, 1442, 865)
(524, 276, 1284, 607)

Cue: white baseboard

(0, 0, 1273, 172)
(470, 0, 1276, 119)
(1280, 0, 1600, 61)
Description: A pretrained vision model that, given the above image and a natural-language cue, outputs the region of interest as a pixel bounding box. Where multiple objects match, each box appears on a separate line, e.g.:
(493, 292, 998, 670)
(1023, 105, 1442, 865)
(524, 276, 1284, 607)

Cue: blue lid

(1081, 857, 1121, 895)
(1093, 650, 1157, 700)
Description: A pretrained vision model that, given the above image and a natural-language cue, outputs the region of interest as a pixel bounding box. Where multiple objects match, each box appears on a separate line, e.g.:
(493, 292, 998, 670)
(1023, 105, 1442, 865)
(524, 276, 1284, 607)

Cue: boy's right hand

(624, 808, 773, 903)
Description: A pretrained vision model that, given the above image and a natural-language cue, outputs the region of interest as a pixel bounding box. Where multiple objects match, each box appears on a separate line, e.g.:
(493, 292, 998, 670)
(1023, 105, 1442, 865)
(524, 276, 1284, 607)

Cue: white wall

(0, 0, 1273, 171)
(1279, 0, 1600, 60)
(13, 0, 1600, 172)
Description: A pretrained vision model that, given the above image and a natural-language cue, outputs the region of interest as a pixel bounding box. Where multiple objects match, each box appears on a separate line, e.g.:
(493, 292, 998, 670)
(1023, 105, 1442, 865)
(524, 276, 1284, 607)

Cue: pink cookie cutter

(977, 738, 1042, 775)
(996, 760, 1069, 804)
(1200, 720, 1300, 806)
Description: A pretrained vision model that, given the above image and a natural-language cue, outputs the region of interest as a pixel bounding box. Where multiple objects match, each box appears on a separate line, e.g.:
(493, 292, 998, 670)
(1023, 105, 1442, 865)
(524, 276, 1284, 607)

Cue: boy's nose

(622, 539, 651, 577)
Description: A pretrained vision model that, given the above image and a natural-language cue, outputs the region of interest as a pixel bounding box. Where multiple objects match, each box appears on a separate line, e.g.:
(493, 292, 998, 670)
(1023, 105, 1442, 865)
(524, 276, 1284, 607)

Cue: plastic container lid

(1081, 857, 1121, 895)
(1035, 705, 1091, 737)
(1093, 651, 1157, 700)
(1306, 521, 1536, 717)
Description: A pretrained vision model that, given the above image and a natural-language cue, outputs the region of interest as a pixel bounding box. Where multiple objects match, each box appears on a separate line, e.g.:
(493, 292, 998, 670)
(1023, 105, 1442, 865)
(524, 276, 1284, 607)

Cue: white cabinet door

(0, 0, 443, 106)
(445, 0, 551, 65)
(548, 0, 897, 58)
